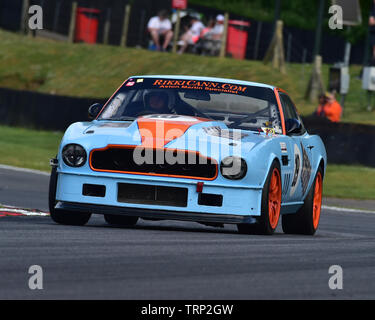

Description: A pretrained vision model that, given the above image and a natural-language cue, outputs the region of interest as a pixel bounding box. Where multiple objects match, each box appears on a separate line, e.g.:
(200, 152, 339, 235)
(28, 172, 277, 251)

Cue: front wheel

(237, 160, 282, 235)
(49, 166, 91, 226)
(282, 167, 323, 235)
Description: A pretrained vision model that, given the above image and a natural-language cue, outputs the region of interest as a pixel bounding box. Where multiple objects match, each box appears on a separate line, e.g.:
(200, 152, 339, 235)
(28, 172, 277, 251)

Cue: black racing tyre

(282, 167, 323, 235)
(49, 166, 91, 226)
(237, 160, 282, 235)
(104, 214, 139, 227)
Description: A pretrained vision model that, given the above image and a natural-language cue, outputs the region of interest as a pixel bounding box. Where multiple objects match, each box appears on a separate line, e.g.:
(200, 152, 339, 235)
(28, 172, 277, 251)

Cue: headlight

(220, 156, 247, 180)
(62, 144, 87, 167)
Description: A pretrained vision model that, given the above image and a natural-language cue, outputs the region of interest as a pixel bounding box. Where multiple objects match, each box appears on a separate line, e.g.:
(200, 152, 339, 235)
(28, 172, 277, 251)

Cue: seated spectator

(200, 19, 216, 39)
(197, 15, 225, 56)
(315, 92, 342, 122)
(148, 10, 173, 51)
(178, 16, 205, 54)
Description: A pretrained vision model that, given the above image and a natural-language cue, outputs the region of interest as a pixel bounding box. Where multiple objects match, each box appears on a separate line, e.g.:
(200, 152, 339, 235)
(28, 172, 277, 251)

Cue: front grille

(90, 146, 218, 180)
(118, 183, 188, 207)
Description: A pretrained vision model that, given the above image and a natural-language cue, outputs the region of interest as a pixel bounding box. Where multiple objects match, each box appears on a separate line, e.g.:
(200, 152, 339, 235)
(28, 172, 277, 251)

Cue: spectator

(210, 14, 225, 40)
(369, 0, 375, 64)
(198, 15, 225, 56)
(147, 10, 173, 51)
(200, 19, 216, 39)
(315, 92, 342, 122)
(178, 16, 205, 54)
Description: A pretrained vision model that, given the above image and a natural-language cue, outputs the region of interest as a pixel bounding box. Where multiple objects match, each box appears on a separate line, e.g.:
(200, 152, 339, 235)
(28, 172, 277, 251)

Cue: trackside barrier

(0, 87, 374, 167)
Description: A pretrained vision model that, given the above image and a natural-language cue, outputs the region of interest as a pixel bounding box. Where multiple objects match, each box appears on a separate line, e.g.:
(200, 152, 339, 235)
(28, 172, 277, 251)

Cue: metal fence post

(103, 8, 111, 45)
(172, 9, 181, 53)
(219, 12, 229, 58)
(253, 21, 262, 60)
(20, 0, 30, 34)
(286, 33, 292, 63)
(68, 2, 77, 43)
(120, 4, 131, 47)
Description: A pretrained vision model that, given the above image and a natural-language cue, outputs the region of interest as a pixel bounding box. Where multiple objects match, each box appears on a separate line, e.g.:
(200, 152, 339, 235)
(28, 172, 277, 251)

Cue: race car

(49, 75, 327, 235)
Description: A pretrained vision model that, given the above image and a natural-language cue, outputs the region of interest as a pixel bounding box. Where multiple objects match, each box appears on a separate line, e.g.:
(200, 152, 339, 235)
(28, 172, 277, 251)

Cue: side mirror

(88, 103, 102, 120)
(285, 118, 302, 135)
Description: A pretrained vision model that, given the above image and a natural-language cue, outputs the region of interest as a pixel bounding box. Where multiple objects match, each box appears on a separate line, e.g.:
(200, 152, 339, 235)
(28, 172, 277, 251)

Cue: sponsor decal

(125, 79, 135, 86)
(152, 79, 248, 95)
(300, 143, 312, 195)
(290, 143, 302, 196)
(280, 142, 288, 153)
(136, 78, 144, 83)
(261, 127, 275, 135)
(203, 126, 248, 141)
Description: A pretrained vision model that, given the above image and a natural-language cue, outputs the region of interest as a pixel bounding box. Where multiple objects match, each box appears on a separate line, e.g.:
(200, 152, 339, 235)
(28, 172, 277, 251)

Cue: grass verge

(0, 29, 375, 125)
(0, 125, 374, 200)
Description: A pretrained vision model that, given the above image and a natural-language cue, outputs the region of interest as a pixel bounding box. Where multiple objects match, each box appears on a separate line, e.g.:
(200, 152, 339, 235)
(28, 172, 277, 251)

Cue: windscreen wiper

(103, 116, 136, 121)
(228, 108, 269, 128)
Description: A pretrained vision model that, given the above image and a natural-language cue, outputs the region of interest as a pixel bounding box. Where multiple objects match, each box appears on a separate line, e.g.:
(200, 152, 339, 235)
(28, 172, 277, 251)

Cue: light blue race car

(49, 75, 327, 235)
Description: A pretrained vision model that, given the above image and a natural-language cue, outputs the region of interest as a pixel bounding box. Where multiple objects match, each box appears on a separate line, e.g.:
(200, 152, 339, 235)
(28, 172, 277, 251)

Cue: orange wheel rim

(312, 172, 323, 229)
(268, 168, 281, 229)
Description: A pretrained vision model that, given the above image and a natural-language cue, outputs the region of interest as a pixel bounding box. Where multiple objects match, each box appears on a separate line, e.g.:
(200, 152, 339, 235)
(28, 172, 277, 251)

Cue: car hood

(62, 115, 276, 158)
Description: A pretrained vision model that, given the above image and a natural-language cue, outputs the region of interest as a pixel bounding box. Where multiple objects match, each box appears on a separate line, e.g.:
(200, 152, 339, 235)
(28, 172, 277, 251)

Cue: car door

(279, 92, 313, 202)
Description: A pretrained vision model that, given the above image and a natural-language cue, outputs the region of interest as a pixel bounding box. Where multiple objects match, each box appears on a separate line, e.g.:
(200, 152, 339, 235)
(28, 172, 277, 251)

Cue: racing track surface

(0, 166, 374, 299)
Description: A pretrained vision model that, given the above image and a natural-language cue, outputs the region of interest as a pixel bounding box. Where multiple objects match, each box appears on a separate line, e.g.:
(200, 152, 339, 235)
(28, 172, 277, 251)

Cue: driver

(144, 91, 171, 114)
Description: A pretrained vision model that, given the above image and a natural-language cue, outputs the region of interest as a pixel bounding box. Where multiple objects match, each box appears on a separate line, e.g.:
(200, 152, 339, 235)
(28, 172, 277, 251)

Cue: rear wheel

(237, 160, 282, 235)
(282, 167, 323, 235)
(49, 166, 91, 226)
(104, 214, 138, 227)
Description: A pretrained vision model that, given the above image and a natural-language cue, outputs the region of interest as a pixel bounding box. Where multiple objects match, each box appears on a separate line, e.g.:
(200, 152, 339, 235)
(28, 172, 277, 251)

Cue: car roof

(129, 75, 276, 90)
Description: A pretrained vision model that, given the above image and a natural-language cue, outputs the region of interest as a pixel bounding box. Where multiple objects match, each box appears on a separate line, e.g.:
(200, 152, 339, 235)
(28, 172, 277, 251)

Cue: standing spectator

(211, 14, 225, 40)
(178, 16, 205, 54)
(199, 15, 225, 56)
(148, 10, 173, 51)
(315, 92, 342, 122)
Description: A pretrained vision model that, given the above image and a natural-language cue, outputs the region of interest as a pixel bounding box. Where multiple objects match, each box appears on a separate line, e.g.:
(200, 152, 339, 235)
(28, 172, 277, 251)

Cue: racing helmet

(143, 90, 174, 113)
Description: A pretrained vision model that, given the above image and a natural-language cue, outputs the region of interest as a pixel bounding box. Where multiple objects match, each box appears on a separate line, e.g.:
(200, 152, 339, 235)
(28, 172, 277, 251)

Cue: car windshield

(98, 77, 282, 133)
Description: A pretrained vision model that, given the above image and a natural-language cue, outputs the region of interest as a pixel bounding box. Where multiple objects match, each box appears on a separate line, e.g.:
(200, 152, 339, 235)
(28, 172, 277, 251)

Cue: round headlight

(220, 156, 247, 180)
(62, 144, 87, 167)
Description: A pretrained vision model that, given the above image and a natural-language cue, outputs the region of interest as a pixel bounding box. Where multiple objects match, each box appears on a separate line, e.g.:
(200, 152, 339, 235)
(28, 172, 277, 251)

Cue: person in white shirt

(147, 10, 173, 51)
(178, 16, 205, 54)
(210, 14, 225, 40)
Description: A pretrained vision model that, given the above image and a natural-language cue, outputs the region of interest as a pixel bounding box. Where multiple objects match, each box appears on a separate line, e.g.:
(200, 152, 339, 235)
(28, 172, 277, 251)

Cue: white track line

(322, 205, 375, 215)
(0, 164, 50, 176)
(0, 205, 49, 216)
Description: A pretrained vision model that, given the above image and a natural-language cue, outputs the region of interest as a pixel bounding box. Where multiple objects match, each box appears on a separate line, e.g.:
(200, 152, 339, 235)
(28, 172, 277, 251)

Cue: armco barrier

(0, 87, 374, 167)
(302, 116, 375, 168)
(0, 87, 106, 131)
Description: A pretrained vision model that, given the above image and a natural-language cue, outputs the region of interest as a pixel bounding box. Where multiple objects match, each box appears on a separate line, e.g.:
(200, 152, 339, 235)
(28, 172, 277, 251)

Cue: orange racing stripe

(136, 116, 209, 148)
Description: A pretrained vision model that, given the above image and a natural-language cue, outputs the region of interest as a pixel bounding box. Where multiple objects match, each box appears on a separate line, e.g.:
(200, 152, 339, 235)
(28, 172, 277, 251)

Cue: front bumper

(55, 171, 263, 221)
(55, 201, 255, 224)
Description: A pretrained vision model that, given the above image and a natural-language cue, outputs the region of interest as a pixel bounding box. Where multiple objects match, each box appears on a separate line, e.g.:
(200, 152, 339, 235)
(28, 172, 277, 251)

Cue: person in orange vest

(315, 92, 342, 122)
